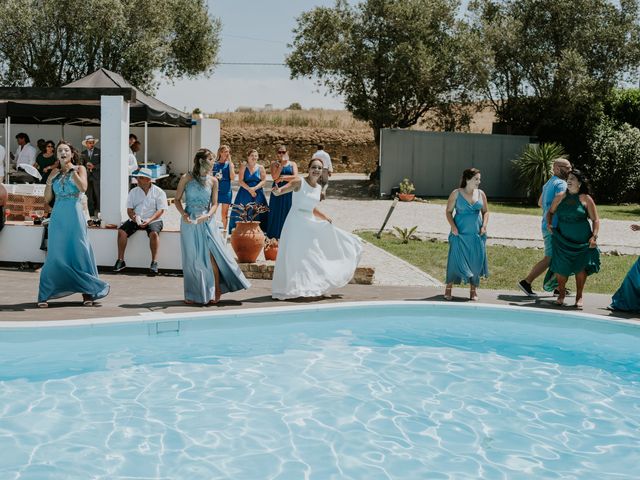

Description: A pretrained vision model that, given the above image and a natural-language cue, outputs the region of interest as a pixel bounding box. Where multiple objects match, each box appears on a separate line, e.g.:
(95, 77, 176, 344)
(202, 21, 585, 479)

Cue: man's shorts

(119, 219, 163, 237)
(543, 230, 553, 257)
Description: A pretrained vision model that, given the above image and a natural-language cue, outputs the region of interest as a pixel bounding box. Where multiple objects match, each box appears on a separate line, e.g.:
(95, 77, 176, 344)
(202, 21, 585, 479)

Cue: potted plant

(264, 237, 278, 261)
(398, 178, 415, 202)
(230, 202, 270, 262)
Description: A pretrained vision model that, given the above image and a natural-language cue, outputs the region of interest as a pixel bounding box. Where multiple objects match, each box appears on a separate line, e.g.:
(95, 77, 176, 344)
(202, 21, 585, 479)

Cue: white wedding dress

(272, 178, 363, 299)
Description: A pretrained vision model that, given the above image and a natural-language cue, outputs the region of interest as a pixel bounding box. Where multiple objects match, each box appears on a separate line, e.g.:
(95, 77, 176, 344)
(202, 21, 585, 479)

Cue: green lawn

(424, 198, 640, 221)
(359, 231, 635, 294)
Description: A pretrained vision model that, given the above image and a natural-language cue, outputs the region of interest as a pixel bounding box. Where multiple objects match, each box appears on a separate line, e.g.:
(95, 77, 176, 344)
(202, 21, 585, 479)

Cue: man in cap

(80, 134, 101, 216)
(113, 168, 168, 275)
(518, 157, 572, 297)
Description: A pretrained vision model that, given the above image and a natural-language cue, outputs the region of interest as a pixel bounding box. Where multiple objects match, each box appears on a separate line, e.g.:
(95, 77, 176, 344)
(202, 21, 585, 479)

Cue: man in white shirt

(13, 133, 38, 168)
(312, 144, 332, 200)
(114, 168, 168, 275)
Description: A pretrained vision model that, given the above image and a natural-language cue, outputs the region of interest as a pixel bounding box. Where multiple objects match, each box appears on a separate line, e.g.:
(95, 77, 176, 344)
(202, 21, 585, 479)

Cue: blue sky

(155, 0, 344, 113)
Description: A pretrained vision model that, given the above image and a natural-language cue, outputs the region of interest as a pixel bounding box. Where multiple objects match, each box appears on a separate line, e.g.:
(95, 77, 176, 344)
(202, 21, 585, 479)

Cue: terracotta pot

(398, 193, 415, 202)
(231, 221, 265, 263)
(264, 246, 278, 261)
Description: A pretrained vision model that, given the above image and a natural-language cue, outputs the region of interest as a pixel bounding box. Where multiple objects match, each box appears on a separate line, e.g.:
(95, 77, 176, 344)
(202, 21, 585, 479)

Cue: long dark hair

(460, 168, 481, 188)
(192, 148, 215, 185)
(56, 140, 80, 164)
(569, 169, 591, 195)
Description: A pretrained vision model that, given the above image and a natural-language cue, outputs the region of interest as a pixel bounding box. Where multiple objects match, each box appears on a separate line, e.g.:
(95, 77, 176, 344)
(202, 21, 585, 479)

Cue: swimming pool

(1, 302, 639, 479)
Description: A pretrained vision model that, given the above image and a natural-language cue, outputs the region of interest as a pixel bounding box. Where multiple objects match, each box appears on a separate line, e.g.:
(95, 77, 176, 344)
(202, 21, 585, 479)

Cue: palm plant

(230, 202, 270, 222)
(512, 143, 566, 204)
(393, 225, 419, 244)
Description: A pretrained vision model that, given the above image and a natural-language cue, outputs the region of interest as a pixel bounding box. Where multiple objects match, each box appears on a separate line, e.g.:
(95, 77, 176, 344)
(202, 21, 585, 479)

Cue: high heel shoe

(444, 285, 453, 301)
(470, 286, 478, 301)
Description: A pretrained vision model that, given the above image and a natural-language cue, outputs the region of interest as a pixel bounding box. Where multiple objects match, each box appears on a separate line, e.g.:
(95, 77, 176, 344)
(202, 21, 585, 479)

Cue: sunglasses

(277, 151, 286, 154)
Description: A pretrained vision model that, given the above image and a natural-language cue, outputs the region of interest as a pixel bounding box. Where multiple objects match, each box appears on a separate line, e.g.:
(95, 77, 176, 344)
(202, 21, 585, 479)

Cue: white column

(100, 96, 130, 225)
(192, 118, 220, 157)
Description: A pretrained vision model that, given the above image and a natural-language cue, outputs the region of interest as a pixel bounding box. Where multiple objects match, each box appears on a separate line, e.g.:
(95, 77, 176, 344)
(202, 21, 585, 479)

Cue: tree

(286, 0, 482, 144)
(468, 0, 640, 162)
(0, 0, 221, 92)
(287, 102, 303, 110)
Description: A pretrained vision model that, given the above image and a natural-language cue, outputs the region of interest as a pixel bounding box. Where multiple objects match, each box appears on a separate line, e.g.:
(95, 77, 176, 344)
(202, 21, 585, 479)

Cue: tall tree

(286, 0, 481, 144)
(0, 0, 221, 92)
(469, 0, 640, 160)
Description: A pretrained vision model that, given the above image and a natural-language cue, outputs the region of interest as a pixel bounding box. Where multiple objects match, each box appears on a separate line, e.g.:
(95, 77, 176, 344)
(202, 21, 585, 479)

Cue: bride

(271, 158, 362, 300)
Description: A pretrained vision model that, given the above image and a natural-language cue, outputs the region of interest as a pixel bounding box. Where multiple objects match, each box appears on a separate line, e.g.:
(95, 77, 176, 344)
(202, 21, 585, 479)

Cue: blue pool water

(1, 303, 639, 479)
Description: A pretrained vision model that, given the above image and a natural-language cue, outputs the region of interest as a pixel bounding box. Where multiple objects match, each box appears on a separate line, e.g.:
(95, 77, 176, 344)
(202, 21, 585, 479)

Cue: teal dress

(543, 193, 600, 291)
(610, 257, 640, 313)
(38, 171, 110, 302)
(266, 163, 294, 239)
(446, 191, 488, 286)
(181, 177, 251, 304)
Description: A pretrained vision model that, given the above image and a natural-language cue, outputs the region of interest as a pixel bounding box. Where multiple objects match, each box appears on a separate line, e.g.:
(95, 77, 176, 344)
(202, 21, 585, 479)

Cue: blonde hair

(217, 144, 231, 163)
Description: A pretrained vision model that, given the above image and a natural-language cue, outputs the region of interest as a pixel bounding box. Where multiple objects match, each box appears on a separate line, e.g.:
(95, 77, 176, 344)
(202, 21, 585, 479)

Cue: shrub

(512, 143, 567, 204)
(587, 118, 640, 203)
(393, 226, 419, 244)
(604, 89, 640, 129)
(287, 102, 302, 110)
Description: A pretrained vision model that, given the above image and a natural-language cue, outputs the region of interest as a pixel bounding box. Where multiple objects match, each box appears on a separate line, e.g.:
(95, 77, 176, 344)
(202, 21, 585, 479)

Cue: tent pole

(144, 122, 148, 167)
(6, 116, 10, 184)
(61, 124, 65, 140)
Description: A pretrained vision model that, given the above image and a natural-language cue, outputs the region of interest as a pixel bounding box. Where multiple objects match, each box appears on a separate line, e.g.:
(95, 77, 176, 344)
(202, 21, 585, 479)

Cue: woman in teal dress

(267, 145, 298, 239)
(610, 223, 640, 313)
(175, 148, 251, 305)
(444, 168, 489, 301)
(544, 170, 600, 309)
(228, 149, 268, 234)
(37, 140, 109, 307)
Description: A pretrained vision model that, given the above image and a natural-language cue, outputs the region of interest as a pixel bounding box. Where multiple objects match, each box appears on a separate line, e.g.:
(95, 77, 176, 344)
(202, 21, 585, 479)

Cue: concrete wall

(379, 129, 532, 198)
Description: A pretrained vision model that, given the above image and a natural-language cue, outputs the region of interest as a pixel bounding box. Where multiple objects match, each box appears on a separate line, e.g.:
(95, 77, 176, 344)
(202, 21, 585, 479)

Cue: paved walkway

(0, 270, 636, 322)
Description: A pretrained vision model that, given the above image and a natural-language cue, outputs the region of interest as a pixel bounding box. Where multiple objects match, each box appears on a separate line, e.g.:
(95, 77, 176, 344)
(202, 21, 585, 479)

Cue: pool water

(1, 303, 639, 479)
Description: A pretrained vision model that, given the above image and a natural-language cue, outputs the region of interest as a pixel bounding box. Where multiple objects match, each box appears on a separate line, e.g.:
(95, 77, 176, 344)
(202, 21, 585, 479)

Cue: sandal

(82, 300, 94, 306)
(184, 299, 195, 305)
(444, 285, 453, 301)
(37, 301, 48, 308)
(554, 297, 565, 306)
(574, 298, 584, 310)
(470, 287, 478, 302)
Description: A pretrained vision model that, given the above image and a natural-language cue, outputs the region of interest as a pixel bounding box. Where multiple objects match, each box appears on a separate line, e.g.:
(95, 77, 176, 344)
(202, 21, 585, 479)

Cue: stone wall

(238, 260, 375, 285)
(221, 126, 378, 174)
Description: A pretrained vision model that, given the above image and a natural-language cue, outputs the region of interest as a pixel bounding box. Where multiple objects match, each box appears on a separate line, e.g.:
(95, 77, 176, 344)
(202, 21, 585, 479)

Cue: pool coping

(1, 300, 638, 330)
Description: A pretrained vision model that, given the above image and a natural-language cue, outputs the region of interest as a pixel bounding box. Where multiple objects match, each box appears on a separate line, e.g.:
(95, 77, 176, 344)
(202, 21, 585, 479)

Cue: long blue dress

(38, 171, 110, 302)
(213, 160, 232, 204)
(266, 163, 294, 239)
(446, 191, 488, 286)
(610, 257, 640, 313)
(228, 165, 268, 233)
(181, 177, 251, 304)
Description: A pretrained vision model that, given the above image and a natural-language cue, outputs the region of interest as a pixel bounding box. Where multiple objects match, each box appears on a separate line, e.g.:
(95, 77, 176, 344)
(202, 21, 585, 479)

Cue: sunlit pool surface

(1, 303, 639, 479)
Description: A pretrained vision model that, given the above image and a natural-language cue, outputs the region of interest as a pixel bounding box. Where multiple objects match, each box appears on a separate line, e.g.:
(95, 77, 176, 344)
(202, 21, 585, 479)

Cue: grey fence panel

(380, 129, 531, 198)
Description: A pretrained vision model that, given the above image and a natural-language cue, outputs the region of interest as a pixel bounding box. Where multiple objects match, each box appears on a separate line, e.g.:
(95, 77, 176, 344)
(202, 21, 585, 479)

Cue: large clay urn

(230, 221, 265, 263)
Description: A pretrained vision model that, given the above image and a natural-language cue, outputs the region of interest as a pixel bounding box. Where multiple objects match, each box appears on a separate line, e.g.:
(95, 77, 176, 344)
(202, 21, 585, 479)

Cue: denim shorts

(543, 230, 553, 257)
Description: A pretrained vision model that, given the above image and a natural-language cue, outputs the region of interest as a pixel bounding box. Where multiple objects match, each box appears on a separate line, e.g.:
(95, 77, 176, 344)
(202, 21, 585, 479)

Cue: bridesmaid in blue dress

(213, 144, 235, 232)
(228, 149, 268, 233)
(267, 145, 298, 239)
(37, 140, 109, 307)
(175, 148, 251, 305)
(444, 168, 489, 301)
(610, 222, 640, 313)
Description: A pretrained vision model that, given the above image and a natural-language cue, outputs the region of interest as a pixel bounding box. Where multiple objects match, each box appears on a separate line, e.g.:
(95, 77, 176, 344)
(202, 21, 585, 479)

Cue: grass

(211, 109, 370, 130)
(424, 198, 640, 221)
(359, 231, 636, 294)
